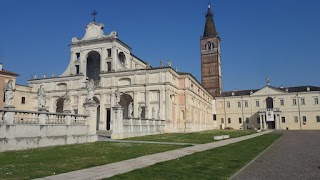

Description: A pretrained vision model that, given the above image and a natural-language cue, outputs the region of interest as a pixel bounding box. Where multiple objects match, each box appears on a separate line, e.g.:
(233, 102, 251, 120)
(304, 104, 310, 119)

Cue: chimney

(0, 63, 2, 71)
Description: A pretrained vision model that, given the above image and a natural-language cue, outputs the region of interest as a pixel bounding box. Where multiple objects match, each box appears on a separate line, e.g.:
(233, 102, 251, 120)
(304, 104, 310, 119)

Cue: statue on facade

(63, 91, 71, 113)
(128, 102, 133, 118)
(115, 89, 121, 106)
(166, 60, 171, 67)
(85, 79, 95, 102)
(152, 107, 156, 119)
(4, 80, 14, 107)
(138, 105, 142, 118)
(37, 85, 46, 109)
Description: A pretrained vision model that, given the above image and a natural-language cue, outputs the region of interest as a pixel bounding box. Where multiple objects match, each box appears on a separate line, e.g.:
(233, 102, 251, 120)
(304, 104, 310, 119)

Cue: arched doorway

(266, 97, 273, 109)
(86, 51, 101, 81)
(56, 97, 64, 113)
(119, 94, 133, 118)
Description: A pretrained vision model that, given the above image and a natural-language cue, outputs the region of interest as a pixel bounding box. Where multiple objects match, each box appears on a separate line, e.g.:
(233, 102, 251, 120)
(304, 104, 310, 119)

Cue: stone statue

(160, 60, 163, 67)
(138, 105, 142, 118)
(166, 60, 171, 67)
(85, 79, 95, 102)
(37, 85, 46, 109)
(152, 107, 156, 119)
(63, 91, 71, 113)
(4, 80, 14, 107)
(128, 102, 133, 118)
(115, 89, 121, 106)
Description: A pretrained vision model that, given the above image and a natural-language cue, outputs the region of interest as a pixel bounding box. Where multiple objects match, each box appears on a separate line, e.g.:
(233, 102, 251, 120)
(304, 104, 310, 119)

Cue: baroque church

(1, 4, 320, 140)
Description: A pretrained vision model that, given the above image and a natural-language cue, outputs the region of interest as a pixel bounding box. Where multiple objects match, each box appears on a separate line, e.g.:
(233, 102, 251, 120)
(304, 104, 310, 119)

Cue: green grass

(0, 142, 184, 180)
(124, 130, 256, 144)
(110, 134, 282, 180)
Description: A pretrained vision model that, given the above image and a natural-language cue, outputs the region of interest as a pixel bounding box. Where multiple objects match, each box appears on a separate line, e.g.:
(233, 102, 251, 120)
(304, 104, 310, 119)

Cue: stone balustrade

(122, 118, 165, 137)
(0, 109, 88, 125)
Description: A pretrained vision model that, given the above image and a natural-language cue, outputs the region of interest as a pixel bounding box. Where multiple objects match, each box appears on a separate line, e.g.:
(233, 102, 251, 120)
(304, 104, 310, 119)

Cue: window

(317, 116, 320, 122)
(221, 118, 224, 124)
(76, 52, 80, 60)
(239, 118, 242, 124)
(281, 117, 286, 123)
(237, 102, 241, 108)
(256, 100, 260, 107)
(226, 102, 230, 108)
(228, 118, 231, 124)
(280, 99, 284, 106)
(213, 114, 216, 121)
(245, 118, 249, 123)
(107, 48, 111, 57)
(74, 109, 78, 114)
(301, 98, 305, 105)
(257, 117, 260, 123)
(294, 116, 298, 123)
(107, 62, 112, 71)
(303, 116, 307, 123)
(315, 98, 319, 105)
(244, 101, 248, 108)
(21, 97, 26, 104)
(292, 99, 297, 106)
(75, 65, 80, 74)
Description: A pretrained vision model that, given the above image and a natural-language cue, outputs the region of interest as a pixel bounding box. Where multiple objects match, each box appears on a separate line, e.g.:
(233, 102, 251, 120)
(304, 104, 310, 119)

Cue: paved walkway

(36, 131, 272, 180)
(232, 130, 320, 180)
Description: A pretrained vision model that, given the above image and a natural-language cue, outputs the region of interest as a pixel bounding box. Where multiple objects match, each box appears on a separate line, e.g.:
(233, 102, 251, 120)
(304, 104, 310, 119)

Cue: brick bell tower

(201, 3, 222, 96)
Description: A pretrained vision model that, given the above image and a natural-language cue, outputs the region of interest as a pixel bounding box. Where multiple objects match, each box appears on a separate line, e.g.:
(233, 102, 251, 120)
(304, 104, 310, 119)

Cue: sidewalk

(36, 130, 272, 180)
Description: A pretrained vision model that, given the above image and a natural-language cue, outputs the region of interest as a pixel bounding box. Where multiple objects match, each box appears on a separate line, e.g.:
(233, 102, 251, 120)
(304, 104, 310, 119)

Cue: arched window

(56, 98, 64, 113)
(207, 42, 214, 50)
(266, 97, 273, 109)
(86, 51, 101, 81)
(118, 52, 126, 65)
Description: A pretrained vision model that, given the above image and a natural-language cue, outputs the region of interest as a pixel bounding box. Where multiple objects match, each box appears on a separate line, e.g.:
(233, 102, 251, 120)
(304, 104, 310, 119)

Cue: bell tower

(200, 3, 222, 96)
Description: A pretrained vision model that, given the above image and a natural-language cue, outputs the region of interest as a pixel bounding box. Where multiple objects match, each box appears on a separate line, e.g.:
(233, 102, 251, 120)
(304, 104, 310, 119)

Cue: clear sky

(0, 0, 319, 91)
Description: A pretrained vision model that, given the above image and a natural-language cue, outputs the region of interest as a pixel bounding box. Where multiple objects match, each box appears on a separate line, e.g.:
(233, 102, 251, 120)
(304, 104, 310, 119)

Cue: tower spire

(203, 3, 218, 38)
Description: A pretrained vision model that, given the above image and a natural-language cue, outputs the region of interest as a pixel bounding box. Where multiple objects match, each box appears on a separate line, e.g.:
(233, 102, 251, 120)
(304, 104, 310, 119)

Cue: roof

(0, 69, 19, 77)
(220, 86, 320, 97)
(203, 4, 219, 38)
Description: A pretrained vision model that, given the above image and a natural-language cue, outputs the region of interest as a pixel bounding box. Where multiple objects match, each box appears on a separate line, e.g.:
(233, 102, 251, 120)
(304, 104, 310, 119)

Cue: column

(275, 113, 279, 129)
(263, 115, 267, 130)
(279, 114, 282, 129)
(99, 94, 107, 130)
(259, 114, 263, 130)
(111, 105, 124, 139)
(133, 91, 138, 118)
(84, 101, 98, 134)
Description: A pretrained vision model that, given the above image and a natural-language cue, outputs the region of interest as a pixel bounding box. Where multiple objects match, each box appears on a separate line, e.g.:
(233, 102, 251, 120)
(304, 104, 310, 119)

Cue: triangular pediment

(251, 86, 286, 96)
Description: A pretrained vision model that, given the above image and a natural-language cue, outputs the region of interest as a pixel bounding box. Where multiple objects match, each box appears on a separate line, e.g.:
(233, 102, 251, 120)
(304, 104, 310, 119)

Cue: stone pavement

(36, 130, 272, 180)
(232, 130, 320, 180)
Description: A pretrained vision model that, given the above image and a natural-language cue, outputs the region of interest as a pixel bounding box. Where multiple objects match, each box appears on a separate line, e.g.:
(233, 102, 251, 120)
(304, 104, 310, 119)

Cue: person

(37, 85, 46, 109)
(4, 80, 14, 106)
(85, 79, 95, 102)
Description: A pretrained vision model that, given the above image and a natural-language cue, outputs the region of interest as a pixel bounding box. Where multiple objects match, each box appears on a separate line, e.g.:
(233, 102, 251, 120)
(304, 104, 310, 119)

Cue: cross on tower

(91, 10, 98, 22)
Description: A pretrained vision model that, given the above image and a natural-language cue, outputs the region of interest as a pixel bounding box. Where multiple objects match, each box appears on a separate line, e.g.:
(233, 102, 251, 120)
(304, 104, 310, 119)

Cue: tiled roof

(0, 69, 19, 77)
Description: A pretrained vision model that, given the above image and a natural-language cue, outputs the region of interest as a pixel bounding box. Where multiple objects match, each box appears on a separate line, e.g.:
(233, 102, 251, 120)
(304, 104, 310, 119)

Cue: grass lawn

(110, 134, 282, 180)
(0, 142, 184, 180)
(124, 130, 256, 144)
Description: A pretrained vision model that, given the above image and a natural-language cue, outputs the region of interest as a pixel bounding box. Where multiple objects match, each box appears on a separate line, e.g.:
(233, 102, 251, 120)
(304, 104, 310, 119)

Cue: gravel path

(232, 130, 320, 180)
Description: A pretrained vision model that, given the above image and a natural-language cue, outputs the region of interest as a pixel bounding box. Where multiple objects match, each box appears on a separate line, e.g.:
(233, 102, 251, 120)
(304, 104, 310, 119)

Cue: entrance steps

(97, 130, 113, 138)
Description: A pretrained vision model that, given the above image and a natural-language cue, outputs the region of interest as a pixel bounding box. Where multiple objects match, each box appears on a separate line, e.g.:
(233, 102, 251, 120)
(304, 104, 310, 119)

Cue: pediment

(251, 86, 286, 96)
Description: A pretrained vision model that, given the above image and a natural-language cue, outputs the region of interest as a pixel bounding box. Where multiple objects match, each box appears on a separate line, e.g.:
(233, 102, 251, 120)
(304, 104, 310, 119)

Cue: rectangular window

(107, 62, 112, 71)
(75, 65, 80, 74)
(21, 97, 26, 104)
(280, 99, 284, 106)
(257, 117, 260, 123)
(256, 100, 259, 107)
(73, 109, 78, 114)
(301, 98, 305, 105)
(244, 101, 248, 108)
(315, 98, 319, 105)
(107, 48, 112, 57)
(226, 102, 230, 108)
(292, 99, 297, 106)
(221, 118, 224, 124)
(245, 118, 249, 123)
(239, 118, 242, 124)
(316, 116, 320, 122)
(294, 116, 298, 123)
(76, 52, 80, 60)
(303, 116, 307, 123)
(228, 118, 231, 124)
(281, 117, 286, 123)
(237, 102, 241, 108)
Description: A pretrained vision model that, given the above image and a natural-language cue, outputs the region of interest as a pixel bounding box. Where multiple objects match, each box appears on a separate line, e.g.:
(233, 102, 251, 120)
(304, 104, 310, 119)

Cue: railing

(259, 108, 280, 113)
(122, 118, 166, 133)
(0, 109, 88, 125)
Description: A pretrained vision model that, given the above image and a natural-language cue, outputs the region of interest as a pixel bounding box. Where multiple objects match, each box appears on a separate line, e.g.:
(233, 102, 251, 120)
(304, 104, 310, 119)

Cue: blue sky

(0, 0, 319, 91)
